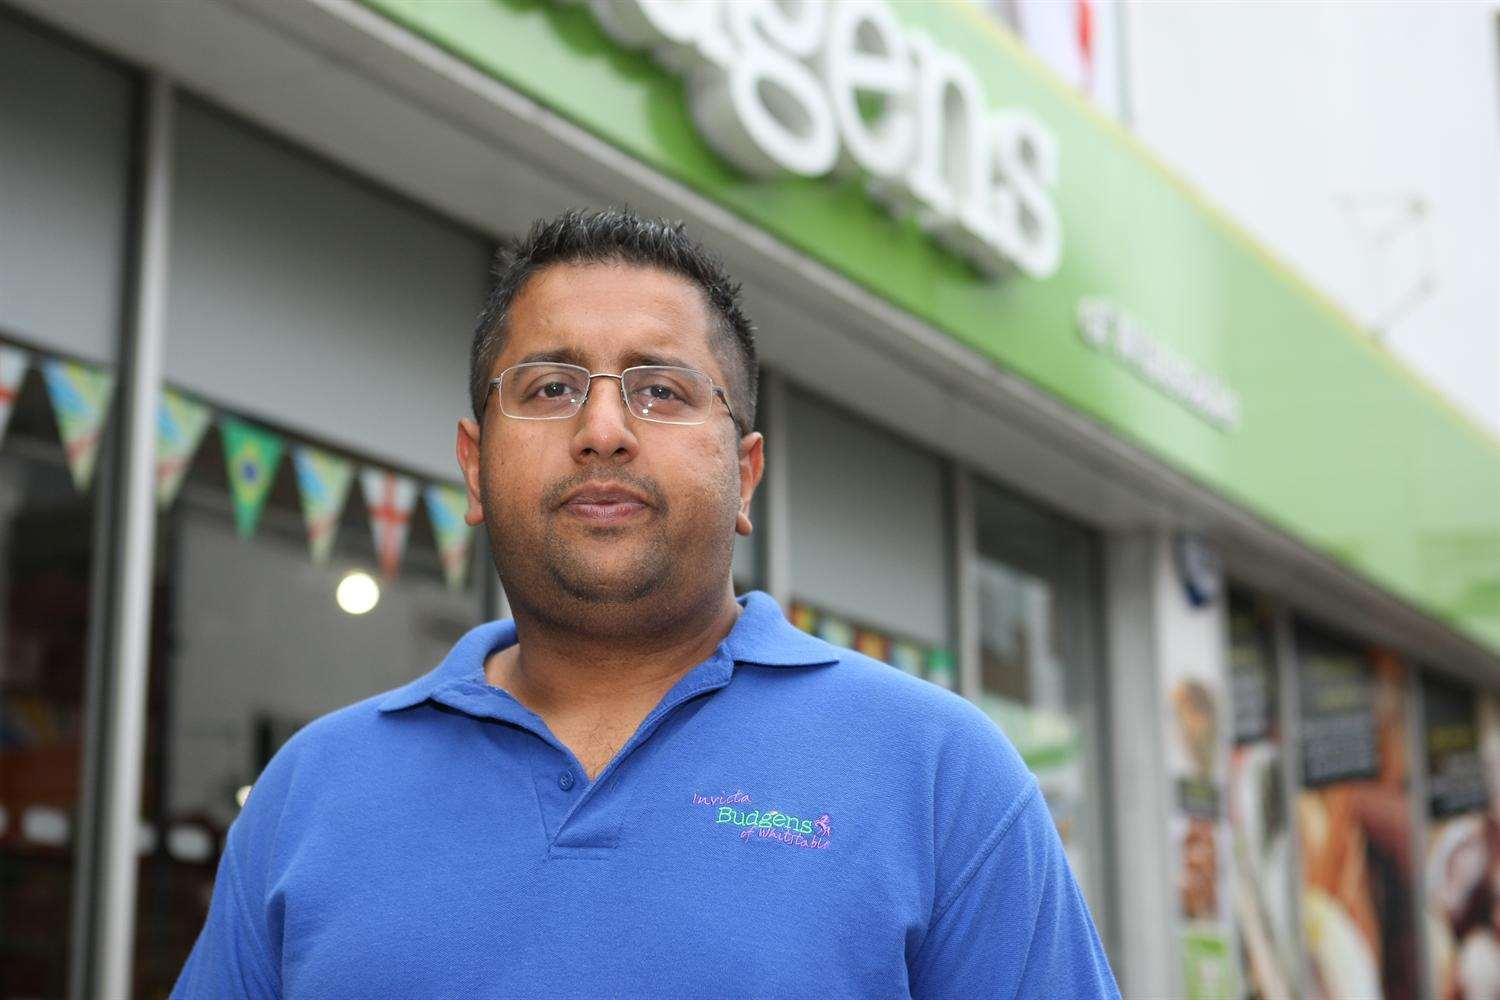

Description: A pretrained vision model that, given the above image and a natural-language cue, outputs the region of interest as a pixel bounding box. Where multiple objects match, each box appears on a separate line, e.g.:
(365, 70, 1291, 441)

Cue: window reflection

(0, 363, 102, 998)
(131, 419, 487, 997)
(972, 478, 1103, 914)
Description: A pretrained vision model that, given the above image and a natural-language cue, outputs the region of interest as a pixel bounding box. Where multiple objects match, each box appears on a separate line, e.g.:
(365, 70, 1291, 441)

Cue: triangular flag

(424, 483, 473, 591)
(41, 358, 115, 491)
(816, 614, 854, 649)
(360, 467, 418, 580)
(854, 629, 890, 662)
(219, 417, 284, 539)
(292, 445, 354, 565)
(0, 344, 28, 448)
(155, 389, 212, 508)
(890, 642, 925, 676)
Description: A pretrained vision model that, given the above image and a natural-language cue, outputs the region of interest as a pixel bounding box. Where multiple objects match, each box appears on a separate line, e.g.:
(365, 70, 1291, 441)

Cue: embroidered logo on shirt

(692, 790, 832, 850)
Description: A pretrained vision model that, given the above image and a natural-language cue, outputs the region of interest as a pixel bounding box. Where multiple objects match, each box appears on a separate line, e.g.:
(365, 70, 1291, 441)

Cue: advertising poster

(1424, 680, 1500, 1000)
(1227, 594, 1296, 1000)
(1167, 662, 1236, 1000)
(1157, 536, 1238, 999)
(1296, 628, 1416, 1000)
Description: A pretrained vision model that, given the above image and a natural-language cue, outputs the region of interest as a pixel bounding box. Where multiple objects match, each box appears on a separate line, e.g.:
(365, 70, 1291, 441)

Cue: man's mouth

(558, 484, 651, 523)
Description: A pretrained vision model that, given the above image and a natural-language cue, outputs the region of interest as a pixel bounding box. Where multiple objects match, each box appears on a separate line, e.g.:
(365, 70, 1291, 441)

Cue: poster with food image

(1167, 670, 1228, 909)
(1296, 629, 1416, 1000)
(1425, 682, 1500, 1000)
(1165, 666, 1239, 997)
(1227, 595, 1296, 1000)
(1158, 547, 1239, 1000)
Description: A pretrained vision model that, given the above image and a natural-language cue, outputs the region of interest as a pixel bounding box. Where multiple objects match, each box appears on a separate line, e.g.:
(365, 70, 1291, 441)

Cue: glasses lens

(622, 366, 712, 423)
(502, 363, 588, 418)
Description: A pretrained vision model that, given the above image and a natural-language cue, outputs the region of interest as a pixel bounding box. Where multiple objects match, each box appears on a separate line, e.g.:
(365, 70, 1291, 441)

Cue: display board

(1295, 626, 1416, 1000)
(1226, 593, 1296, 999)
(1423, 680, 1500, 1000)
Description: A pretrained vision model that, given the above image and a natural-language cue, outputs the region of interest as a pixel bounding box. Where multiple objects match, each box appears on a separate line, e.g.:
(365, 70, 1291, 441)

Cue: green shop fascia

(361, 0, 1500, 659)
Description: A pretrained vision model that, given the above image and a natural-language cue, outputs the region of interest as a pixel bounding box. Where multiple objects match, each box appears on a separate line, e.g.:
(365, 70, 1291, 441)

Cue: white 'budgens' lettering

(560, 0, 1063, 280)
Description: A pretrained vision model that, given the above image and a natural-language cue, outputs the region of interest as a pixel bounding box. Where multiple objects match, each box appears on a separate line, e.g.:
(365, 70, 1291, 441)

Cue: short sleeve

(168, 813, 282, 998)
(907, 783, 1120, 1000)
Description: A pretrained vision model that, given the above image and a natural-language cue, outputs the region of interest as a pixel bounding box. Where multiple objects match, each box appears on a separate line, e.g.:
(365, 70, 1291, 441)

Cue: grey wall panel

(163, 99, 490, 480)
(0, 13, 132, 361)
(785, 388, 948, 645)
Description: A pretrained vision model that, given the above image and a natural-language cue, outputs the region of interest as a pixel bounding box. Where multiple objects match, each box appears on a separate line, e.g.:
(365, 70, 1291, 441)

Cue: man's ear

(456, 417, 486, 527)
(735, 431, 764, 536)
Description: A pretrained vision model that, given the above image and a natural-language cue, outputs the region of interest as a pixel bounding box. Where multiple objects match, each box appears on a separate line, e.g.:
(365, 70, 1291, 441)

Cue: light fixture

(336, 571, 379, 615)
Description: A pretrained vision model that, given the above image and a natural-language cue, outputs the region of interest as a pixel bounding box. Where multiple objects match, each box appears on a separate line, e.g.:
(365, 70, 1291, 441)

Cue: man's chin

(547, 559, 666, 606)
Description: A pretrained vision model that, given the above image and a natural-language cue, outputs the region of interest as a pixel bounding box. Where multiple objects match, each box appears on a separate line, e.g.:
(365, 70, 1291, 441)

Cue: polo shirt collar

(376, 590, 837, 714)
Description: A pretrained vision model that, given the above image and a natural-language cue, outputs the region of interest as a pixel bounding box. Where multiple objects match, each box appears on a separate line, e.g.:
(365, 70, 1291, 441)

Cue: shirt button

(558, 771, 575, 791)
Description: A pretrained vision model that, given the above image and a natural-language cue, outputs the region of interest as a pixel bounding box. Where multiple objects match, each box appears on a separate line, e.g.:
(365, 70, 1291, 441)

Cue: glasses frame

(488, 361, 741, 431)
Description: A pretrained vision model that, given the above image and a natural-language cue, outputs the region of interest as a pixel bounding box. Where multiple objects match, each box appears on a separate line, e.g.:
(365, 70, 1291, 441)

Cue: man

(172, 208, 1119, 998)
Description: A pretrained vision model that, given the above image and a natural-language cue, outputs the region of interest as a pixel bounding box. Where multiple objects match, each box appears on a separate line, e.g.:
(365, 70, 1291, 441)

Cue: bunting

(816, 615, 854, 650)
(41, 358, 115, 490)
(155, 389, 212, 508)
(293, 446, 354, 565)
(854, 629, 890, 662)
(360, 467, 418, 580)
(14, 346, 479, 587)
(424, 483, 473, 591)
(0, 344, 27, 448)
(220, 417, 284, 539)
(890, 641, 924, 677)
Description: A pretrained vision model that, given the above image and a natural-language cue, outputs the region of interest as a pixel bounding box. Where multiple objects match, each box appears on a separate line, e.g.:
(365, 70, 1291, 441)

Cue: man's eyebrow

(621, 350, 701, 371)
(514, 347, 711, 374)
(514, 347, 590, 367)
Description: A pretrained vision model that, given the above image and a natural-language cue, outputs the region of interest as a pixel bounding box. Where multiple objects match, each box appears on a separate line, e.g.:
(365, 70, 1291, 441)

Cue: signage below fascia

(1077, 297, 1242, 431)
(559, 0, 1063, 281)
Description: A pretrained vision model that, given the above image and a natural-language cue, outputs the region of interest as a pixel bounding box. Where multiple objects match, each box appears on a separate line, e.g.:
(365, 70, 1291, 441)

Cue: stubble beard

(482, 463, 742, 636)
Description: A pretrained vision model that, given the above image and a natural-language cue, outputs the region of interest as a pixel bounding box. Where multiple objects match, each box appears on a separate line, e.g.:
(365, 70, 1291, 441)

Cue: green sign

(360, 0, 1500, 656)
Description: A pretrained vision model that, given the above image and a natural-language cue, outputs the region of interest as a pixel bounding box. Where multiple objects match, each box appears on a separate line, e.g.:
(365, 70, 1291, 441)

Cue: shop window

(0, 11, 131, 996)
(971, 477, 1104, 914)
(131, 401, 489, 996)
(784, 390, 949, 650)
(132, 96, 494, 996)
(0, 353, 111, 999)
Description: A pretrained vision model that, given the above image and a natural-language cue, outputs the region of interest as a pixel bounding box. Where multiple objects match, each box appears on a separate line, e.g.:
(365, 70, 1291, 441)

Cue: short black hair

(469, 208, 757, 435)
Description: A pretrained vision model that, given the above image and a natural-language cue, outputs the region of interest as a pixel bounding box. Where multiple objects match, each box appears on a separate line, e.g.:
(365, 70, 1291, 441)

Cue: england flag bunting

(360, 466, 418, 580)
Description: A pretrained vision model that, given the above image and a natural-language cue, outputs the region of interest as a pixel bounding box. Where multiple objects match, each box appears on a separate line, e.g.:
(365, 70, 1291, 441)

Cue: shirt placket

(437, 653, 738, 856)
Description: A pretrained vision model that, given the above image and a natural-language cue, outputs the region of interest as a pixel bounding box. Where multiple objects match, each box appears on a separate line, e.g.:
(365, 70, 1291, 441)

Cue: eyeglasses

(488, 362, 740, 429)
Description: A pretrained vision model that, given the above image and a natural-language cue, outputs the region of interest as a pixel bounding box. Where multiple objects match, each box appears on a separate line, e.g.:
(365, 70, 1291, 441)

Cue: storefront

(2, 2, 1498, 998)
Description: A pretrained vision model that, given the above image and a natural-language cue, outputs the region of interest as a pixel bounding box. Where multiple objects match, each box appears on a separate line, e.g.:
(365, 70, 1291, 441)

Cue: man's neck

(484, 587, 743, 723)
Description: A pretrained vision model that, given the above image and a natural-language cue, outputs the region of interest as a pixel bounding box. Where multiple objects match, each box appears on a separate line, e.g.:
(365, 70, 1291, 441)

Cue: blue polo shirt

(172, 591, 1119, 999)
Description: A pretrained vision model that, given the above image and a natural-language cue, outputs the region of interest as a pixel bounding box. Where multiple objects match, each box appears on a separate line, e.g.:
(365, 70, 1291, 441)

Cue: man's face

(456, 262, 763, 630)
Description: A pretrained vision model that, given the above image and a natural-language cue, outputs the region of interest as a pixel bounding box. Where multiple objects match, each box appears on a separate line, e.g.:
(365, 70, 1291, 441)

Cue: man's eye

(644, 384, 681, 401)
(539, 382, 573, 398)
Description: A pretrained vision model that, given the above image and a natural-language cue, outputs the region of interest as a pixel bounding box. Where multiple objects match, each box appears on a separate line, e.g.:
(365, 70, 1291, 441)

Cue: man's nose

(571, 374, 638, 460)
